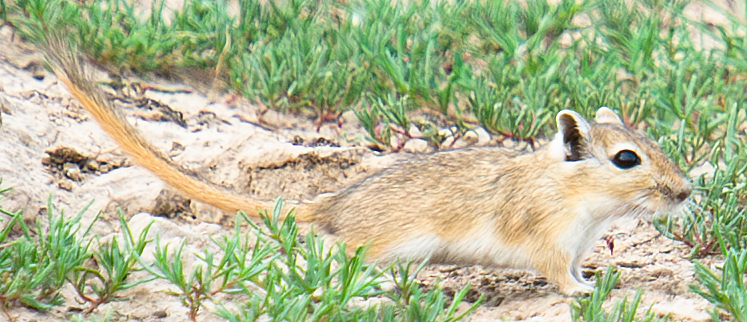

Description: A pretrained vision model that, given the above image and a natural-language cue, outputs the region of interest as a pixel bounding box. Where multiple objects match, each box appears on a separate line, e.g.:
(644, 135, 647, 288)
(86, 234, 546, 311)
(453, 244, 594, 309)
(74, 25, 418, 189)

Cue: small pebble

(85, 159, 99, 172)
(63, 162, 84, 182)
(403, 138, 431, 153)
(58, 178, 74, 191)
(474, 127, 491, 145)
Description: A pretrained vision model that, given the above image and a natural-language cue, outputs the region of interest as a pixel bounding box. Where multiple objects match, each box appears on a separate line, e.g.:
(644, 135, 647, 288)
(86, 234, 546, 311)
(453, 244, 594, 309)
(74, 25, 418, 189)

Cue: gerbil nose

(675, 185, 692, 203)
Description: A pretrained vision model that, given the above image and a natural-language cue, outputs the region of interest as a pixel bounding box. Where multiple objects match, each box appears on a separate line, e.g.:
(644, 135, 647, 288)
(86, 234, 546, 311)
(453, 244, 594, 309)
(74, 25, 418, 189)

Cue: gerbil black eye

(612, 150, 640, 169)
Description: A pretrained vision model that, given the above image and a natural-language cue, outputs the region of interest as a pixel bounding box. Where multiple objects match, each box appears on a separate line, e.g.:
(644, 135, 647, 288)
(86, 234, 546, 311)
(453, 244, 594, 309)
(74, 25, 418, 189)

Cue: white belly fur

(384, 217, 533, 268)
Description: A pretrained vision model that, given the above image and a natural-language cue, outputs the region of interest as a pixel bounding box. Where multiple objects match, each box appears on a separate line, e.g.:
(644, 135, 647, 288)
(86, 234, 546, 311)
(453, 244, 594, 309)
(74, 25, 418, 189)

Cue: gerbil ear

(595, 107, 623, 125)
(556, 110, 591, 161)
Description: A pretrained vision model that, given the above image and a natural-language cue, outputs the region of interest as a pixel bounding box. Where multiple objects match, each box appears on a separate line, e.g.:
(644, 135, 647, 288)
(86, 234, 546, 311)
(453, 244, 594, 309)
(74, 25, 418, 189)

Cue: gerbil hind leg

(531, 246, 594, 296)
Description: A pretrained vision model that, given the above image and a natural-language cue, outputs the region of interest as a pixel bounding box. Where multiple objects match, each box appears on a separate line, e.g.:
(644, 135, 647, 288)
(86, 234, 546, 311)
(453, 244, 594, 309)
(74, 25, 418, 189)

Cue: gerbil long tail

(42, 38, 311, 222)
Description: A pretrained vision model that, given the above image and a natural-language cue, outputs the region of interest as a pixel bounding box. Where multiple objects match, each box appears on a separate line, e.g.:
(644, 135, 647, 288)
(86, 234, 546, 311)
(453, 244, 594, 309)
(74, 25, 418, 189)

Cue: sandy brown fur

(43, 41, 692, 296)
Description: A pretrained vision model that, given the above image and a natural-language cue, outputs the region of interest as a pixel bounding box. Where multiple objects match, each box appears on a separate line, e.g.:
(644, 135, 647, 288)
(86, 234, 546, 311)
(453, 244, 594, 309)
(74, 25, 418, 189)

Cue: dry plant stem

(1, 305, 15, 322)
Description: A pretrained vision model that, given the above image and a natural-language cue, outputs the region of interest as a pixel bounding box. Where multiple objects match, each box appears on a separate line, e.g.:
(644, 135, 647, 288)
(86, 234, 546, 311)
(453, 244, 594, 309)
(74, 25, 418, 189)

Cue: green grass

(0, 195, 96, 318)
(3, 0, 736, 144)
(1, 0, 747, 320)
(571, 267, 667, 322)
(70, 211, 154, 313)
(2, 0, 742, 153)
(0, 187, 481, 321)
(691, 248, 747, 322)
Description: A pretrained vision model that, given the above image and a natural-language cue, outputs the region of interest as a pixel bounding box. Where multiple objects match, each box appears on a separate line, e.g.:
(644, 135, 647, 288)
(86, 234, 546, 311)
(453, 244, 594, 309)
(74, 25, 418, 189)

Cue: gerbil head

(551, 107, 692, 217)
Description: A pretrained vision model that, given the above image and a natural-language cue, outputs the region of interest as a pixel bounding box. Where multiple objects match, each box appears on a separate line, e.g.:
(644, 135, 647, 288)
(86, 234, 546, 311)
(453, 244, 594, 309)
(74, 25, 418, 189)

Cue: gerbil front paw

(559, 282, 594, 297)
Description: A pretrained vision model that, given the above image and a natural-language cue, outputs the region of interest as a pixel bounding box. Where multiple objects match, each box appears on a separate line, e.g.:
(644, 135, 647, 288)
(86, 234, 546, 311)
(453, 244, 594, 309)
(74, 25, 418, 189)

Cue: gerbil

(43, 43, 692, 296)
